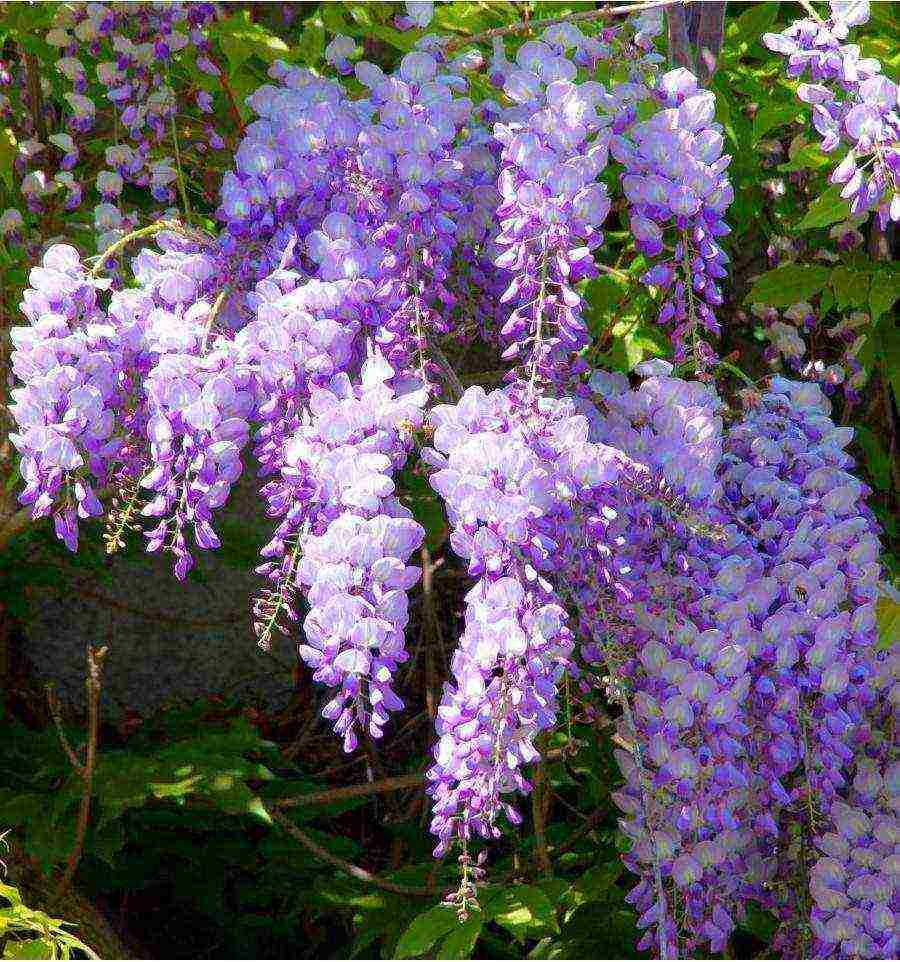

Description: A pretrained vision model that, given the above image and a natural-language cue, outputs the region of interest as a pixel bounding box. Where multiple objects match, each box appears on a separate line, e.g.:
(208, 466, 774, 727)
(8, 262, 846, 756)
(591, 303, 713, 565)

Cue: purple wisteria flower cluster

(8, 4, 896, 958)
(764, 0, 899, 226)
(493, 64, 613, 387)
(10, 245, 116, 549)
(286, 351, 427, 751)
(720, 377, 893, 959)
(426, 384, 622, 853)
(6, 2, 225, 256)
(615, 68, 733, 368)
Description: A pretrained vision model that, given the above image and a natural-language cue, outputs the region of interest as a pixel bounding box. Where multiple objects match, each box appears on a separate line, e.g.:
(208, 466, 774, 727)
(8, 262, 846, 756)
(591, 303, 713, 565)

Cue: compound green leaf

(745, 264, 831, 306)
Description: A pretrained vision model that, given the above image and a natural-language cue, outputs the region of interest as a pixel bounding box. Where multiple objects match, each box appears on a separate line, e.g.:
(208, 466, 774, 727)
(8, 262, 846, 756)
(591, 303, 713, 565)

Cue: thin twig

(88, 219, 183, 277)
(200, 287, 230, 353)
(46, 687, 84, 776)
(420, 546, 442, 719)
(168, 94, 193, 227)
(554, 803, 608, 855)
(597, 262, 632, 282)
(54, 646, 107, 901)
(273, 773, 423, 810)
(274, 742, 578, 811)
(444, 0, 689, 52)
(796, 0, 826, 25)
(427, 336, 465, 401)
(268, 807, 438, 897)
(206, 52, 246, 136)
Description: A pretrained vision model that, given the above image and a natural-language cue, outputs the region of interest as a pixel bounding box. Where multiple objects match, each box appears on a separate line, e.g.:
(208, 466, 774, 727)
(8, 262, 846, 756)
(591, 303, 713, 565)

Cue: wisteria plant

(1, 1, 898, 960)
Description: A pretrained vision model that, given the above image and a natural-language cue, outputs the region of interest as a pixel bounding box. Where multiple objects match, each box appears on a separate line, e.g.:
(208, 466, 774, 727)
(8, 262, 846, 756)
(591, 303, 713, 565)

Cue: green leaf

(869, 270, 900, 320)
(297, 16, 326, 68)
(854, 426, 891, 492)
(873, 314, 900, 404)
(320, 5, 351, 34)
(3, 939, 53, 959)
(436, 913, 483, 959)
(563, 862, 623, 914)
(90, 819, 126, 868)
(0, 127, 15, 192)
(830, 267, 870, 310)
(745, 264, 831, 307)
(367, 23, 420, 52)
(394, 905, 458, 959)
(399, 469, 447, 551)
(794, 184, 851, 231)
(0, 4, 56, 36)
(210, 12, 290, 75)
(584, 274, 630, 324)
(779, 142, 833, 172)
(739, 906, 779, 944)
(0, 792, 44, 829)
(877, 596, 899, 652)
(752, 103, 798, 143)
(727, 2, 779, 46)
(487, 885, 559, 941)
(0, 886, 23, 907)
(347, 5, 374, 28)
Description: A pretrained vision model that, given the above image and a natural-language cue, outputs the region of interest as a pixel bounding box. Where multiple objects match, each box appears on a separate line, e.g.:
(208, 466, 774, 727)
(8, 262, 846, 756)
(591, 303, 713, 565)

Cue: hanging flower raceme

(257, 350, 427, 751)
(571, 367, 761, 957)
(349, 48, 491, 380)
(719, 377, 891, 955)
(614, 68, 733, 368)
(492, 42, 615, 389)
(425, 385, 622, 855)
(9, 245, 119, 549)
(82, 227, 240, 577)
(764, 0, 900, 226)
(220, 62, 362, 264)
(806, 647, 898, 959)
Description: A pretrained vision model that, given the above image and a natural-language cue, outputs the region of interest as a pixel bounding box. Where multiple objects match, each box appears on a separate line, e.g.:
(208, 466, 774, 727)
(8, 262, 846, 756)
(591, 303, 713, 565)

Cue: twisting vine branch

(53, 646, 107, 902)
(267, 806, 439, 897)
(444, 0, 690, 52)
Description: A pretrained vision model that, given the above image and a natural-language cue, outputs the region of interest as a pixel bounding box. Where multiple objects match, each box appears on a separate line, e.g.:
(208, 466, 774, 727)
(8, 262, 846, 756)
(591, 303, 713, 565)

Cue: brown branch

(869, 224, 900, 504)
(427, 336, 465, 402)
(268, 807, 438, 897)
(46, 686, 84, 776)
(23, 50, 47, 142)
(554, 803, 608, 855)
(666, 3, 695, 72)
(420, 546, 442, 719)
(696, 2, 727, 83)
(445, 0, 689, 52)
(273, 742, 581, 812)
(206, 53, 246, 136)
(273, 772, 423, 810)
(532, 762, 551, 876)
(54, 646, 107, 901)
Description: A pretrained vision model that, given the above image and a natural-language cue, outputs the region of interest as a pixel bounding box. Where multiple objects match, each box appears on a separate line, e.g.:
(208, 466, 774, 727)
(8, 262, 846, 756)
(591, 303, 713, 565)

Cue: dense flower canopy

(6, 2, 897, 959)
